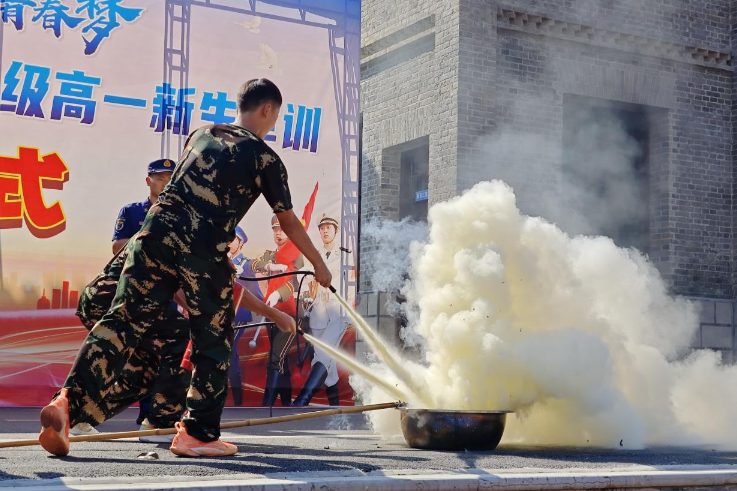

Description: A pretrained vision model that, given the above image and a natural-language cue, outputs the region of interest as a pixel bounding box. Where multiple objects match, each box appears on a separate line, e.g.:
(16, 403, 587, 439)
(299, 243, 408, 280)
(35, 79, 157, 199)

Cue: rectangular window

(399, 140, 429, 222)
(562, 95, 650, 252)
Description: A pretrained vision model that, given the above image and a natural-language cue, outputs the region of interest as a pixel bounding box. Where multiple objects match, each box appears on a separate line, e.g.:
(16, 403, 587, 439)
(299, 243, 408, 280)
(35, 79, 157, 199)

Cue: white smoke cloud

(357, 181, 737, 449)
(361, 219, 428, 349)
(476, 97, 652, 251)
(362, 219, 427, 293)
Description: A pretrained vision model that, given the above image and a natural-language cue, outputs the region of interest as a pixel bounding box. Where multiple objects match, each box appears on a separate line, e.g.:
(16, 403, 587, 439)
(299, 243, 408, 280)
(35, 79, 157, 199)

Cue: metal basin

(398, 408, 509, 451)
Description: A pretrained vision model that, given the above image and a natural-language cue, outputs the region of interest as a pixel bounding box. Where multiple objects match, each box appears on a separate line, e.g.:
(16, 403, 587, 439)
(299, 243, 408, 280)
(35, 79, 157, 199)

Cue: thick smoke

(362, 219, 427, 293)
(352, 0, 726, 451)
(357, 181, 737, 449)
(476, 97, 651, 251)
(361, 219, 428, 348)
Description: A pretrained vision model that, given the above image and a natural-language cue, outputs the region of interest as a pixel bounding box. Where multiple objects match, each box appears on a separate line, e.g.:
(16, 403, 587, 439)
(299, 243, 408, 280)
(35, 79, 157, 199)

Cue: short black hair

(237, 78, 282, 112)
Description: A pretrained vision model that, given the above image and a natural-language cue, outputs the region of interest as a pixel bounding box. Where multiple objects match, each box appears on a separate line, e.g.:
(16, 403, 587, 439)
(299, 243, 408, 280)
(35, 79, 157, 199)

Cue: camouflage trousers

(69, 331, 191, 429)
(64, 235, 234, 442)
(74, 247, 190, 428)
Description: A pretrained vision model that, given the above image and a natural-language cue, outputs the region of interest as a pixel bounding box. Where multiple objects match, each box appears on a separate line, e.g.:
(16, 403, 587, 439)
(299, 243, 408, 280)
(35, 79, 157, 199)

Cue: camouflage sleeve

(259, 150, 293, 214)
(77, 248, 129, 330)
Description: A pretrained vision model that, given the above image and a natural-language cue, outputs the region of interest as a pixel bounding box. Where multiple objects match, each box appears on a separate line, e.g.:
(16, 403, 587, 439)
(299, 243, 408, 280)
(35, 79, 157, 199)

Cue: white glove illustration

(267, 263, 288, 274)
(266, 290, 281, 307)
(301, 296, 314, 313)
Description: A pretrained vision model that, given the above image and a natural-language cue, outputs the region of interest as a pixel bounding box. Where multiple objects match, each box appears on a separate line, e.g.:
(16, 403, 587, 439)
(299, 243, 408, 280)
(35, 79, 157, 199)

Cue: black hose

(234, 321, 274, 331)
(238, 270, 315, 282)
(237, 270, 315, 335)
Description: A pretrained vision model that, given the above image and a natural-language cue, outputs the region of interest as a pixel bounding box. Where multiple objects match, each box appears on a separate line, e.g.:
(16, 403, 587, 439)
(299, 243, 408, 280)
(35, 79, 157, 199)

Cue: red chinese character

(0, 175, 23, 230)
(0, 147, 69, 238)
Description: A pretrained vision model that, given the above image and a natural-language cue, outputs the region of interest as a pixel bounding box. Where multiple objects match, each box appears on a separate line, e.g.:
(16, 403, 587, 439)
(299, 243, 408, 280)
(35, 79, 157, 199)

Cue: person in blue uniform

(228, 226, 263, 406)
(112, 159, 175, 254)
(111, 158, 176, 427)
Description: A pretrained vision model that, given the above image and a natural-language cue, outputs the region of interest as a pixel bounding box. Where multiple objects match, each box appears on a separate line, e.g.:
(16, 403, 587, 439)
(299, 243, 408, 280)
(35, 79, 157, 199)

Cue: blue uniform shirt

(112, 197, 151, 241)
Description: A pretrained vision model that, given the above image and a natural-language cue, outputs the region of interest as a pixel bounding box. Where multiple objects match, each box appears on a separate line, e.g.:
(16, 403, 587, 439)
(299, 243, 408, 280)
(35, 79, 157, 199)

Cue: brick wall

(731, 2, 737, 299)
(489, 27, 733, 298)
(360, 0, 461, 292)
(360, 0, 737, 358)
(503, 0, 732, 52)
(456, 0, 499, 193)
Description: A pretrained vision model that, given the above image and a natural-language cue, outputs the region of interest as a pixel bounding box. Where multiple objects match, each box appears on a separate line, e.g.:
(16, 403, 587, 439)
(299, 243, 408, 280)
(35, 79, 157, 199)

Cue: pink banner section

(0, 310, 356, 407)
(0, 310, 86, 406)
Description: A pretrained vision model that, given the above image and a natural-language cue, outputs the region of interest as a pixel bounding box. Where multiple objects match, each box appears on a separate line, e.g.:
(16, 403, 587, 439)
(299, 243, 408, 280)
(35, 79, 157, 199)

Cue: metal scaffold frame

(162, 0, 192, 158)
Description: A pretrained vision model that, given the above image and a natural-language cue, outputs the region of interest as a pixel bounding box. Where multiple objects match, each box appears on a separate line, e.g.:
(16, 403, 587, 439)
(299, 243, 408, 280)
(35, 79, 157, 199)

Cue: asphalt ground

(1, 407, 737, 483)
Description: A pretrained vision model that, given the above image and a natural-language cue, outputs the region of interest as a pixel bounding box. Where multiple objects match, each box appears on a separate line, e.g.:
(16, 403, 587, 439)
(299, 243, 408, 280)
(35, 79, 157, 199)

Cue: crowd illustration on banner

(0, 0, 359, 413)
(223, 184, 356, 407)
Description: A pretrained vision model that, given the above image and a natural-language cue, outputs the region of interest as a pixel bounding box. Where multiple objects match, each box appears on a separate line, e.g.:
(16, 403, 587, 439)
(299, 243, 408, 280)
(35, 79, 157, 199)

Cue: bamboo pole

(0, 401, 400, 449)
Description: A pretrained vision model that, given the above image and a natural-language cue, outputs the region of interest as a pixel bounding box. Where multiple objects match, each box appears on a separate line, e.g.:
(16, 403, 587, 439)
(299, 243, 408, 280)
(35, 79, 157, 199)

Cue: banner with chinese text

(0, 0, 360, 407)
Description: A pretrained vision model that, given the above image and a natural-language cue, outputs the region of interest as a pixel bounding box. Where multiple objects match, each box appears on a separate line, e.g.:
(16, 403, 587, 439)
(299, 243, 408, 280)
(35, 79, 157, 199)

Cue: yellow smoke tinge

(357, 180, 737, 450)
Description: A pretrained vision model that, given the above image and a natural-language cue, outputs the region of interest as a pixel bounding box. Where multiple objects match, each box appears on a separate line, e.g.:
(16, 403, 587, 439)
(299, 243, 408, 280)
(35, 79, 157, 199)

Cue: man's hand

(277, 209, 332, 288)
(271, 309, 296, 335)
(313, 262, 332, 289)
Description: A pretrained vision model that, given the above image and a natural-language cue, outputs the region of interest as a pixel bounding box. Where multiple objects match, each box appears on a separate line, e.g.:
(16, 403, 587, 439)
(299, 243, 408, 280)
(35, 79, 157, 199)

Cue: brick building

(357, 1, 737, 361)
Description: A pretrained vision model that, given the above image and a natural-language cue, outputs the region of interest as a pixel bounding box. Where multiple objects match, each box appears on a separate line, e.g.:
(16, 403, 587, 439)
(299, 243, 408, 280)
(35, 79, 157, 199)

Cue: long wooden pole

(0, 401, 400, 449)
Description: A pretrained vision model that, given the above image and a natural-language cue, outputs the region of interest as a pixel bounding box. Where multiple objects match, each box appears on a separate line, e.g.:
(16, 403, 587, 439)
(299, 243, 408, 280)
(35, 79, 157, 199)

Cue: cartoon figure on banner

(250, 183, 318, 407)
(294, 213, 354, 406)
(227, 226, 263, 407)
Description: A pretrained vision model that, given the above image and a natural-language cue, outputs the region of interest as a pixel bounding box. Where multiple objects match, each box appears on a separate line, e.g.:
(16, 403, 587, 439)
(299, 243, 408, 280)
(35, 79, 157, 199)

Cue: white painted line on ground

(4, 467, 737, 491)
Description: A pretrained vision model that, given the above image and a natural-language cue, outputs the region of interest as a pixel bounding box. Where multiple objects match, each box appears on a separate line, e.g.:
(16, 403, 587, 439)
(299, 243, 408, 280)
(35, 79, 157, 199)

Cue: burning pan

(398, 408, 510, 451)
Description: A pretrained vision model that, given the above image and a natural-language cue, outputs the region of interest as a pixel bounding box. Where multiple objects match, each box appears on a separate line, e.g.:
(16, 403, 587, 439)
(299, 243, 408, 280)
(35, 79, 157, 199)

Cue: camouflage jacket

(140, 124, 293, 258)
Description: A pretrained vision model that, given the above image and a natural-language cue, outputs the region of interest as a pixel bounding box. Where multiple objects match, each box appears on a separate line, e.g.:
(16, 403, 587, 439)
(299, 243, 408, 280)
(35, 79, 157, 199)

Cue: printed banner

(0, 0, 360, 407)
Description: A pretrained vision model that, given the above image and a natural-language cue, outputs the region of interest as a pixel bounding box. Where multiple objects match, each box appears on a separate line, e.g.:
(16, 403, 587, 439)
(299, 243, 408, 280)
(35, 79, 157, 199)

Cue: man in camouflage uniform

(250, 215, 304, 406)
(75, 240, 190, 436)
(39, 79, 332, 458)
